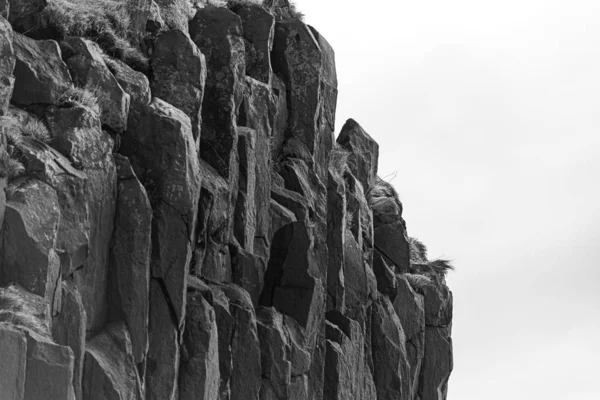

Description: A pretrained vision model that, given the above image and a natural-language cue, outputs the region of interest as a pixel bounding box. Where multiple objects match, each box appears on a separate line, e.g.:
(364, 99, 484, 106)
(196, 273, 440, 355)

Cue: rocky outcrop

(0, 3, 453, 400)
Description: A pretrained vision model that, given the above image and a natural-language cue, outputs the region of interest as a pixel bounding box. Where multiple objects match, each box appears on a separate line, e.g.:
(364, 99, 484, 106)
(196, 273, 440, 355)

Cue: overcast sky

(299, 0, 600, 398)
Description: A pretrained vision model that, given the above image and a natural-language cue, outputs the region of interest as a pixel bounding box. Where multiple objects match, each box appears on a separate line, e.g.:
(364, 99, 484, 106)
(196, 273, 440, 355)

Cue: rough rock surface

(0, 4, 453, 400)
(0, 15, 15, 114)
(11, 33, 71, 106)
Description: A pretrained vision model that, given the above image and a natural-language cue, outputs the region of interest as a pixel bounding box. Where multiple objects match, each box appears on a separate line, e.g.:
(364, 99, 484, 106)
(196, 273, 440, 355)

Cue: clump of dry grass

(409, 236, 428, 264)
(1, 110, 52, 145)
(366, 177, 403, 225)
(57, 85, 101, 114)
(0, 286, 49, 337)
(0, 151, 26, 181)
(38, 0, 149, 72)
(224, 0, 263, 12)
(405, 273, 433, 289)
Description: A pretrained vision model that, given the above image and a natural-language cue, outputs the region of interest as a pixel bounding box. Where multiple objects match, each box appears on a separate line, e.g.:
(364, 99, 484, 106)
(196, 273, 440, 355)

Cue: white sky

(298, 1, 600, 398)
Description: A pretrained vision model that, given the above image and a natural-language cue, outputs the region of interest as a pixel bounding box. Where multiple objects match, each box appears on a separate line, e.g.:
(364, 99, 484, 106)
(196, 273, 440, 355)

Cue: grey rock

(151, 29, 206, 140)
(11, 33, 71, 106)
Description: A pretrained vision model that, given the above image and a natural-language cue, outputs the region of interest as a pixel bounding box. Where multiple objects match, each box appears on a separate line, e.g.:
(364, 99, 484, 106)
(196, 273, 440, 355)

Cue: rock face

(0, 3, 453, 400)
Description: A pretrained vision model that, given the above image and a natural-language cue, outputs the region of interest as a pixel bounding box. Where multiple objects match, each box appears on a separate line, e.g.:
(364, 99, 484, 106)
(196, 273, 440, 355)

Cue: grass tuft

(0, 286, 48, 336)
(366, 177, 403, 225)
(39, 0, 149, 72)
(409, 236, 428, 264)
(57, 85, 101, 114)
(263, 0, 304, 21)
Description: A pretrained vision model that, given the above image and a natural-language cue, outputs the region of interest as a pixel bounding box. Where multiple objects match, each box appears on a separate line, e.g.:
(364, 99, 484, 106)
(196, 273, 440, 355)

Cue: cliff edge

(0, 1, 453, 399)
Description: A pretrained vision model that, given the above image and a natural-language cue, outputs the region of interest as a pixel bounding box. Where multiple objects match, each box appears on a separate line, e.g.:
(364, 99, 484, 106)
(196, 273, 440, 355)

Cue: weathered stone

(108, 154, 151, 364)
(260, 221, 324, 349)
(194, 159, 235, 283)
(271, 184, 309, 222)
(122, 97, 201, 327)
(179, 278, 220, 400)
(257, 307, 292, 400)
(24, 330, 75, 400)
(11, 33, 71, 106)
(106, 57, 151, 106)
(190, 7, 245, 179)
(326, 169, 346, 312)
(64, 37, 131, 132)
(122, 0, 152, 41)
(0, 179, 61, 313)
(272, 20, 336, 180)
(17, 143, 89, 279)
(269, 199, 296, 240)
(82, 322, 143, 400)
(0, 326, 27, 400)
(211, 283, 261, 400)
(373, 250, 397, 300)
(230, 242, 264, 308)
(238, 78, 276, 258)
(419, 327, 453, 400)
(337, 119, 378, 191)
(271, 74, 287, 161)
(47, 105, 117, 333)
(423, 278, 453, 327)
(344, 171, 374, 268)
(154, 0, 194, 33)
(394, 276, 425, 399)
(324, 312, 376, 400)
(235, 6, 275, 84)
(234, 127, 257, 250)
(374, 220, 410, 274)
(343, 230, 377, 327)
(309, 26, 338, 183)
(146, 280, 179, 400)
(151, 29, 206, 139)
(52, 281, 86, 400)
(371, 296, 411, 400)
(46, 105, 112, 167)
(0, 15, 15, 115)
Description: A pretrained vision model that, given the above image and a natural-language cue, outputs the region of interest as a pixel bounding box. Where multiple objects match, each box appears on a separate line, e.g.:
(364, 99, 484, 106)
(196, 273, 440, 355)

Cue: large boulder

(0, 15, 15, 114)
(179, 277, 220, 400)
(337, 119, 378, 192)
(151, 29, 206, 140)
(210, 283, 261, 400)
(230, 242, 265, 308)
(0, 179, 62, 313)
(63, 37, 131, 133)
(235, 5, 275, 85)
(0, 326, 27, 400)
(326, 170, 346, 312)
(190, 7, 245, 179)
(374, 221, 410, 274)
(371, 296, 411, 400)
(234, 127, 257, 251)
(419, 327, 453, 400)
(45, 103, 117, 333)
(393, 276, 426, 399)
(122, 97, 201, 327)
(238, 78, 276, 258)
(3, 0, 46, 29)
(106, 57, 151, 106)
(260, 221, 324, 350)
(11, 33, 71, 106)
(146, 280, 179, 400)
(52, 281, 87, 400)
(108, 154, 151, 364)
(82, 322, 143, 400)
(24, 331, 76, 400)
(193, 159, 236, 283)
(324, 312, 376, 400)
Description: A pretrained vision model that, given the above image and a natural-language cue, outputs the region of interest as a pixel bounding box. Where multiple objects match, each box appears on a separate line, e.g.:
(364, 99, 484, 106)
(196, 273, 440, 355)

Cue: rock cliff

(0, 1, 453, 399)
